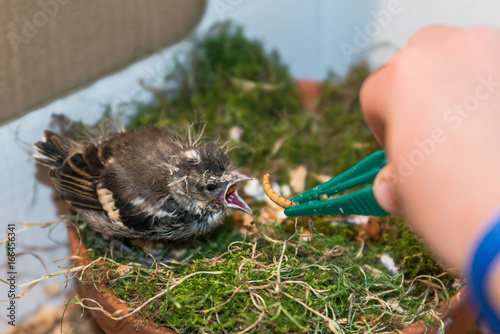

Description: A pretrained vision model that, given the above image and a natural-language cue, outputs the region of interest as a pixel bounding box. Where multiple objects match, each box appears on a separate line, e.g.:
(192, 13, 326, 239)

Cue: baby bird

(33, 126, 252, 240)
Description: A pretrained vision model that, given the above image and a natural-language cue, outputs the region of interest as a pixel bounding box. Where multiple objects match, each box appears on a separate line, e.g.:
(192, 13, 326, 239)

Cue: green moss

(75, 22, 460, 333)
(81, 216, 457, 333)
(382, 218, 456, 288)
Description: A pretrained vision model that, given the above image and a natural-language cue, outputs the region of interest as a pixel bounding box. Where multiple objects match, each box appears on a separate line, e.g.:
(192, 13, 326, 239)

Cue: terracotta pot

(68, 81, 478, 333)
(296, 80, 322, 111)
(400, 287, 476, 333)
(68, 224, 175, 334)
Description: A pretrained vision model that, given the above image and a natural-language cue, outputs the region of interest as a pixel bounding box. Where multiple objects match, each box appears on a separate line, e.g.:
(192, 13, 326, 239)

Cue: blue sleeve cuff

(468, 215, 500, 332)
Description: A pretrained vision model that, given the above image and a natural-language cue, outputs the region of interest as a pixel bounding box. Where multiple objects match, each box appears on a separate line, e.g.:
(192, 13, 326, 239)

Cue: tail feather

(33, 130, 73, 168)
(34, 130, 103, 212)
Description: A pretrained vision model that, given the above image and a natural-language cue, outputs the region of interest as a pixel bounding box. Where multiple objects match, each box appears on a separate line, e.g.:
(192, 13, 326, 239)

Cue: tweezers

(284, 150, 389, 217)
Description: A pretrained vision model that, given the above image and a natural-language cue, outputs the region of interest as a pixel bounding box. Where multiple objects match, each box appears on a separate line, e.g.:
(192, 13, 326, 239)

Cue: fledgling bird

(33, 126, 252, 240)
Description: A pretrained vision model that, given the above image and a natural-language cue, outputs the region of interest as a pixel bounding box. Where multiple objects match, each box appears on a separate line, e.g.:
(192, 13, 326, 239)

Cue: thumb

(373, 166, 403, 216)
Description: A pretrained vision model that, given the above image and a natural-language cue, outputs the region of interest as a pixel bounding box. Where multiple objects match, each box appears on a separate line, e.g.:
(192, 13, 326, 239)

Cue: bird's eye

(206, 183, 217, 191)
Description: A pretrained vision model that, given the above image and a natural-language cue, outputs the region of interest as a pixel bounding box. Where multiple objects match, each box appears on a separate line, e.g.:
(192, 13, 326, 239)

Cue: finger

(373, 165, 403, 216)
(359, 64, 393, 147)
(406, 25, 460, 48)
(360, 25, 462, 148)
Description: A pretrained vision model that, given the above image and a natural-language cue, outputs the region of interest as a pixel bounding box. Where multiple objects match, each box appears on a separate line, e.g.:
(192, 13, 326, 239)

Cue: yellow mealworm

(263, 174, 298, 208)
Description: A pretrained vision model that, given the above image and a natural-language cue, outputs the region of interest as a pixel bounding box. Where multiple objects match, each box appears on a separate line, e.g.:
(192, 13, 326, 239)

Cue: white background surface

(1, 0, 500, 331)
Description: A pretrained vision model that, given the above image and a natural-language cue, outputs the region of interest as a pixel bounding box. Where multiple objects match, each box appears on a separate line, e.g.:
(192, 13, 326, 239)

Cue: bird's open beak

(224, 171, 253, 214)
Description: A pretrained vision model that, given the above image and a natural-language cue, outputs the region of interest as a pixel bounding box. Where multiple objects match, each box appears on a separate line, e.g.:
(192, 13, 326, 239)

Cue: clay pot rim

(68, 223, 176, 334)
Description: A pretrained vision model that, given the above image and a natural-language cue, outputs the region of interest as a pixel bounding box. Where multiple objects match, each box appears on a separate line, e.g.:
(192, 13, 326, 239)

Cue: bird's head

(171, 143, 252, 216)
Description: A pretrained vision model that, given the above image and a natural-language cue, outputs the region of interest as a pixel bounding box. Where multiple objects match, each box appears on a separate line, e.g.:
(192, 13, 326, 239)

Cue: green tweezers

(284, 150, 389, 217)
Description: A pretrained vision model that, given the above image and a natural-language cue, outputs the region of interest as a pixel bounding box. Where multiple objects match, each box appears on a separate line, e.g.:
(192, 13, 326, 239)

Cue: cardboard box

(0, 0, 207, 123)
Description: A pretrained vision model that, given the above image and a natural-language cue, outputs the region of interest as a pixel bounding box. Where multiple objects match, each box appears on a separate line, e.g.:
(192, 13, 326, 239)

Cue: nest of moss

(69, 22, 461, 333)
(78, 216, 459, 333)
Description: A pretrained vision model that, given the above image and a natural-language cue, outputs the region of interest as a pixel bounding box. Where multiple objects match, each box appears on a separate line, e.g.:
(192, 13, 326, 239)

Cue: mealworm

(263, 174, 298, 208)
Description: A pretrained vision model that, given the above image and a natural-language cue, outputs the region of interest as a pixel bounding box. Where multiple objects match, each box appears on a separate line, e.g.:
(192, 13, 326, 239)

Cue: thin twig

(283, 291, 340, 334)
(275, 240, 287, 292)
(197, 284, 245, 314)
(235, 311, 265, 334)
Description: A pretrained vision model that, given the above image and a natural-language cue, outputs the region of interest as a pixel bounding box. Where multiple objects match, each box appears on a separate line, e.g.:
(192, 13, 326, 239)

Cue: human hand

(360, 26, 500, 273)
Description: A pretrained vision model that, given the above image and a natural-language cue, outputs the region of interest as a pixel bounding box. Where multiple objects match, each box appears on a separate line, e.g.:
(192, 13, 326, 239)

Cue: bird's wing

(92, 127, 185, 231)
(47, 135, 164, 231)
(49, 145, 104, 211)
